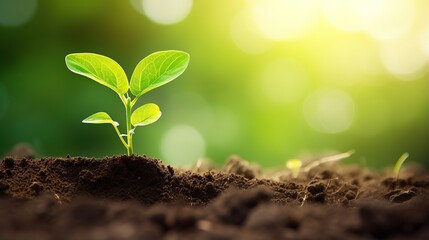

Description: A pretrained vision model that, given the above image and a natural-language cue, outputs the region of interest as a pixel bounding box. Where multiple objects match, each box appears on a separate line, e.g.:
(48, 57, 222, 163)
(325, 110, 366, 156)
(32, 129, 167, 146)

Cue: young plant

(286, 159, 302, 178)
(394, 152, 409, 179)
(65, 50, 190, 155)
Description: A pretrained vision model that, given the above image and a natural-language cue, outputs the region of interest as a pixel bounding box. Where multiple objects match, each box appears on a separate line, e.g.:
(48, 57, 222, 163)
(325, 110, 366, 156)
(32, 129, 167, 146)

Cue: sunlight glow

(380, 36, 428, 79)
(161, 125, 205, 167)
(303, 89, 355, 134)
(421, 25, 429, 57)
(134, 0, 193, 25)
(249, 0, 319, 41)
(231, 10, 272, 54)
(259, 58, 308, 103)
(322, 0, 415, 40)
(321, 40, 382, 84)
(358, 0, 415, 41)
(322, 0, 362, 32)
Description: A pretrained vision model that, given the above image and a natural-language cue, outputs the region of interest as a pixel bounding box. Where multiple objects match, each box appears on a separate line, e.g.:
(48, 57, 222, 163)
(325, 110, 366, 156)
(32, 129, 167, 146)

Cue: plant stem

(125, 96, 133, 155)
(113, 124, 128, 149)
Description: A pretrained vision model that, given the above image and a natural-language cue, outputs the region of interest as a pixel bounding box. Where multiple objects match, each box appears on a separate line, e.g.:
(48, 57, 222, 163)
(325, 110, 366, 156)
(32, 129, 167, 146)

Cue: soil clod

(29, 181, 44, 194)
(0, 182, 9, 192)
(223, 155, 260, 180)
(3, 157, 14, 168)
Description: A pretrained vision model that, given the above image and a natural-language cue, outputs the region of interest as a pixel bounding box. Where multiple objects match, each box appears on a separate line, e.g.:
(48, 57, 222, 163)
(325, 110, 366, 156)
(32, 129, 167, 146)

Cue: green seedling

(394, 152, 409, 179)
(65, 50, 190, 155)
(286, 159, 302, 178)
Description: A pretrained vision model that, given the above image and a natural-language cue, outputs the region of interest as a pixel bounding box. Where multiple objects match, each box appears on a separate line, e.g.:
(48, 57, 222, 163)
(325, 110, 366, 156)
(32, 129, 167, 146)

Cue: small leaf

(65, 53, 129, 95)
(131, 103, 162, 127)
(82, 112, 119, 126)
(130, 50, 190, 98)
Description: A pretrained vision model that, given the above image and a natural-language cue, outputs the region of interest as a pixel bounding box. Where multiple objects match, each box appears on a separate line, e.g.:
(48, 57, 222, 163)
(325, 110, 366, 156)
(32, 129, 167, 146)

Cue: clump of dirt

(0, 155, 428, 239)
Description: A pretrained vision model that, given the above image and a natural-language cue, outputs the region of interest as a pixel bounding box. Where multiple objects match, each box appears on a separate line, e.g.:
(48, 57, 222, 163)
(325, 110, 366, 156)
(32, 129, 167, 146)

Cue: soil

(0, 154, 428, 240)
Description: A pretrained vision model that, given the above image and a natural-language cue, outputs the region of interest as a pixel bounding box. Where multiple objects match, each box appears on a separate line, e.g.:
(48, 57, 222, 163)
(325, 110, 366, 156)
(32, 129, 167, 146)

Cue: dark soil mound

(1, 155, 428, 239)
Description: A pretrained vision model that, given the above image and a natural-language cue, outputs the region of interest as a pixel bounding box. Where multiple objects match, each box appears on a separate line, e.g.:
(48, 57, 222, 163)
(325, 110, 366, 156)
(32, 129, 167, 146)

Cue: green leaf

(65, 53, 129, 95)
(131, 103, 162, 127)
(82, 112, 119, 126)
(130, 50, 190, 98)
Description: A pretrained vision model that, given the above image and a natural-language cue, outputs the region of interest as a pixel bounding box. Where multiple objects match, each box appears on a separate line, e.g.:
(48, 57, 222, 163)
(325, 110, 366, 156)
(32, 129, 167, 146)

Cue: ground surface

(0, 155, 428, 239)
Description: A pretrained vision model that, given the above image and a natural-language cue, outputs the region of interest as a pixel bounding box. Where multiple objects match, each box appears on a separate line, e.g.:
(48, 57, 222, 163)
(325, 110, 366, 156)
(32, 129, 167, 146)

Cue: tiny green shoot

(65, 50, 190, 155)
(286, 159, 302, 178)
(394, 152, 409, 179)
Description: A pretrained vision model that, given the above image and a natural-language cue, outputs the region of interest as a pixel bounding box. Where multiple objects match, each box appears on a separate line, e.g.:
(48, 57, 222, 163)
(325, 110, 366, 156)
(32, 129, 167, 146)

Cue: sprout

(394, 152, 409, 179)
(286, 159, 302, 178)
(65, 51, 190, 155)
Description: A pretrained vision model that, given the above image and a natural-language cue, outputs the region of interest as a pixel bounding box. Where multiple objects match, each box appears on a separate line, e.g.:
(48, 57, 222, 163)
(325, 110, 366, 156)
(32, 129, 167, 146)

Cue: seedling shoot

(65, 50, 190, 155)
(394, 152, 409, 179)
(286, 159, 302, 178)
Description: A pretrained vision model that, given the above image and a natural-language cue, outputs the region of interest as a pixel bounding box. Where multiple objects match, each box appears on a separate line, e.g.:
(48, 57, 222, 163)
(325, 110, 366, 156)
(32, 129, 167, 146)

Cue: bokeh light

(322, 0, 363, 32)
(421, 25, 429, 56)
(380, 36, 428, 79)
(231, 9, 272, 54)
(161, 125, 205, 167)
(249, 0, 320, 41)
(131, 0, 193, 25)
(303, 89, 355, 134)
(0, 0, 37, 27)
(358, 0, 415, 41)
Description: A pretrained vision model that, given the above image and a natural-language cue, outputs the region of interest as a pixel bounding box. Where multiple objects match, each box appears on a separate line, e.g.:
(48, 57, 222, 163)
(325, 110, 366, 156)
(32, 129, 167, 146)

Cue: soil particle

(29, 181, 44, 194)
(244, 203, 301, 230)
(3, 157, 14, 168)
(307, 181, 325, 195)
(385, 188, 417, 203)
(0, 182, 9, 192)
(223, 155, 260, 179)
(345, 190, 357, 200)
(359, 196, 429, 239)
(78, 169, 96, 183)
(39, 169, 47, 181)
(307, 180, 326, 203)
(210, 187, 272, 225)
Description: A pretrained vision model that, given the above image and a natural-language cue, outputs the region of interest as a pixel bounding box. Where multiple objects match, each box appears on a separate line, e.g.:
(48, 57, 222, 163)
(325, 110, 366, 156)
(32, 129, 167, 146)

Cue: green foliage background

(0, 0, 428, 168)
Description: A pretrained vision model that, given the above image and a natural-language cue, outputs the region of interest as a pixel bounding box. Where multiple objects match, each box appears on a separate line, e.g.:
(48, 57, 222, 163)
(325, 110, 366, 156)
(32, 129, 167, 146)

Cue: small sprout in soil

(394, 152, 409, 179)
(66, 51, 190, 155)
(286, 159, 302, 178)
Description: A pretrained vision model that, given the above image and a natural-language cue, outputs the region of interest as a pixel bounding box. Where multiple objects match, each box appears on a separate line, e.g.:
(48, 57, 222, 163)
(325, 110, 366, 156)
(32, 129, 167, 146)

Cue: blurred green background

(0, 0, 428, 168)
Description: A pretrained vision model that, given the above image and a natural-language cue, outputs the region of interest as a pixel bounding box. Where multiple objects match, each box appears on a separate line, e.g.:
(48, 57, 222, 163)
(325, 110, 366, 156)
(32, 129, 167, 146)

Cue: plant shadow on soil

(0, 154, 429, 239)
